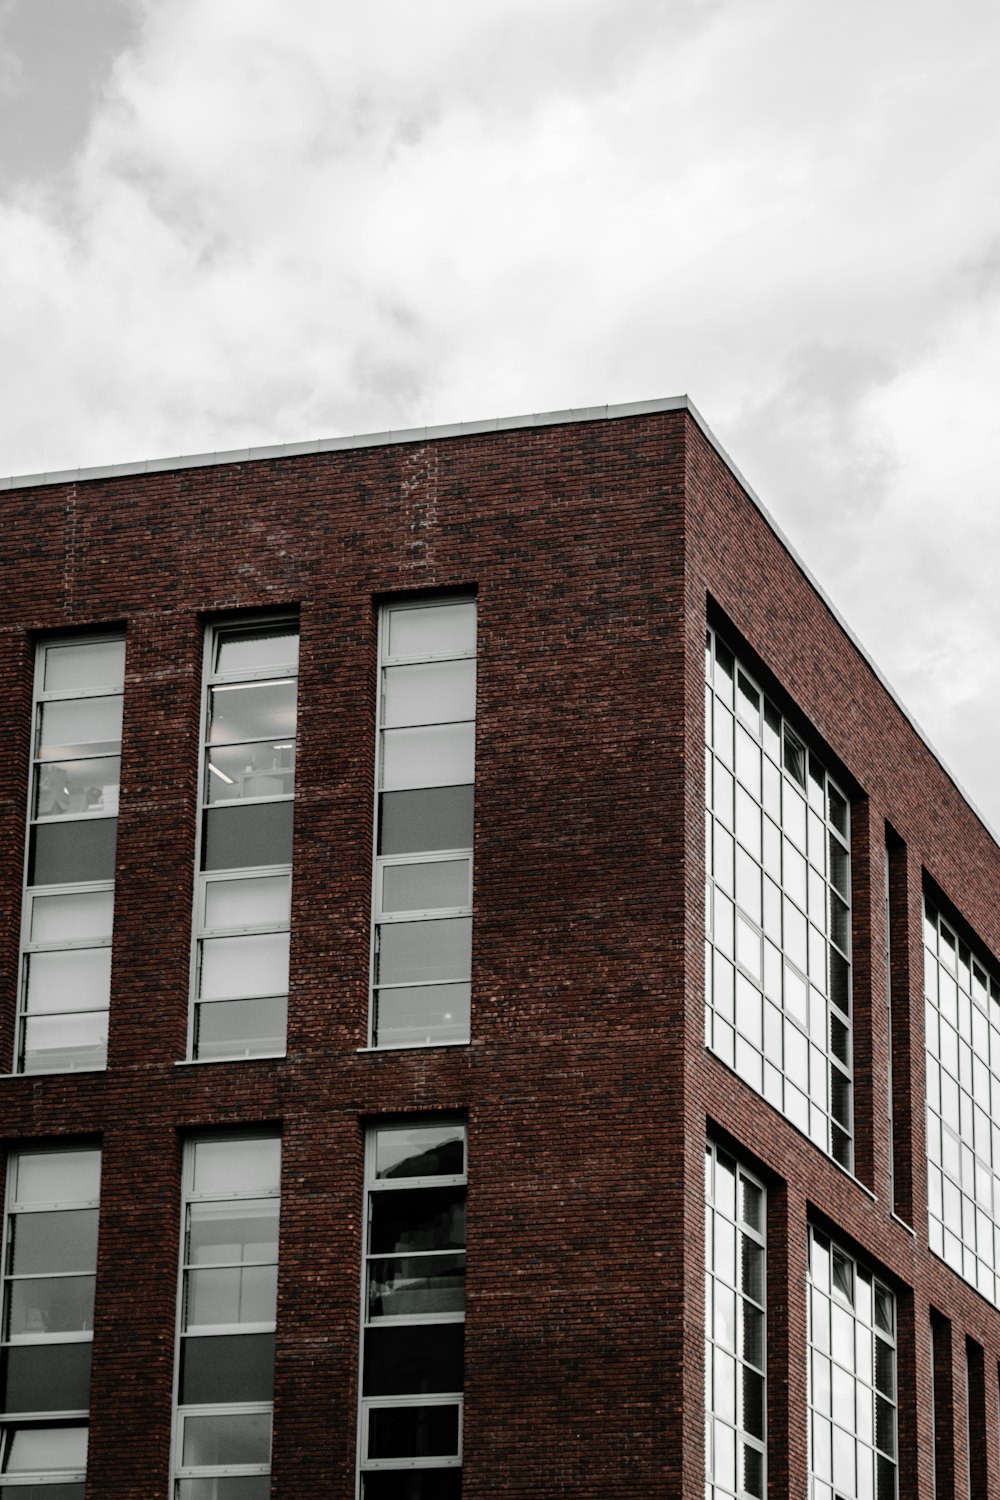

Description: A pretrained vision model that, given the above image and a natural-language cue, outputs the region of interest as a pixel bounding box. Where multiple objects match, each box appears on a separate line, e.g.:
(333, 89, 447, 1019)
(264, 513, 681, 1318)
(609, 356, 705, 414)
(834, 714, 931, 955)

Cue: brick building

(0, 395, 995, 1497)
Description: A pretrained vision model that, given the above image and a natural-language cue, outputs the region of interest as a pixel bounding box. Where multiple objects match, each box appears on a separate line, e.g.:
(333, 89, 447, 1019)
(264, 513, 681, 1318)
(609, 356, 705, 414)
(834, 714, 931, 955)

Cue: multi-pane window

(808, 1229, 897, 1500)
(705, 1142, 766, 1499)
(0, 1145, 101, 1495)
(172, 1135, 280, 1499)
(192, 622, 298, 1061)
(371, 599, 476, 1049)
(924, 900, 1000, 1303)
(358, 1122, 466, 1499)
(705, 628, 853, 1169)
(19, 636, 124, 1073)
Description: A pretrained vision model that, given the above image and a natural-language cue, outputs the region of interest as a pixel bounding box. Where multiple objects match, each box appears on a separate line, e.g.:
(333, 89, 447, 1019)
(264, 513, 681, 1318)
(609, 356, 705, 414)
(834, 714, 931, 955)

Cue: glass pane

(377, 920, 471, 986)
(379, 786, 474, 856)
(1, 1342, 92, 1413)
(368, 1402, 460, 1458)
(13, 1152, 100, 1207)
(202, 802, 293, 871)
(9, 1209, 98, 1274)
(375, 1127, 465, 1181)
(0, 1485, 86, 1498)
(177, 1480, 272, 1500)
(21, 1012, 108, 1073)
(185, 1264, 277, 1328)
(25, 947, 112, 1014)
(2, 1422, 88, 1469)
(375, 985, 470, 1048)
(30, 891, 114, 944)
(383, 660, 476, 728)
(200, 932, 289, 1001)
(370, 1188, 467, 1255)
(215, 626, 298, 676)
(386, 601, 475, 659)
(34, 757, 120, 818)
(382, 724, 475, 792)
(6, 1273, 95, 1335)
(382, 860, 470, 915)
(43, 639, 124, 693)
(206, 743, 295, 802)
(209, 681, 297, 745)
(188, 1201, 279, 1265)
(204, 875, 290, 931)
(29, 819, 117, 885)
(362, 1322, 464, 1397)
(368, 1253, 465, 1318)
(191, 1138, 281, 1196)
(362, 1473, 462, 1500)
(37, 698, 122, 760)
(196, 996, 287, 1059)
(179, 1332, 275, 1404)
(181, 1407, 272, 1466)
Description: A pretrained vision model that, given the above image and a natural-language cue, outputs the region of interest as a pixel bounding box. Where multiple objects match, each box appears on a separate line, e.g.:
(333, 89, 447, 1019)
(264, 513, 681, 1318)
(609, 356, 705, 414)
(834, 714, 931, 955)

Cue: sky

(1, 0, 999, 832)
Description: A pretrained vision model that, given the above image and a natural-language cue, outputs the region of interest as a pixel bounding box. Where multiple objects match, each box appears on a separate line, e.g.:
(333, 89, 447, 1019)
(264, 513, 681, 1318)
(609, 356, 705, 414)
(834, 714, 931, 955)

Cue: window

(18, 636, 125, 1073)
(0, 1145, 101, 1496)
(705, 628, 853, 1169)
(923, 899, 1000, 1303)
(808, 1229, 897, 1500)
(358, 1122, 466, 1499)
(705, 1142, 766, 1498)
(371, 599, 476, 1049)
(192, 621, 298, 1061)
(172, 1134, 280, 1499)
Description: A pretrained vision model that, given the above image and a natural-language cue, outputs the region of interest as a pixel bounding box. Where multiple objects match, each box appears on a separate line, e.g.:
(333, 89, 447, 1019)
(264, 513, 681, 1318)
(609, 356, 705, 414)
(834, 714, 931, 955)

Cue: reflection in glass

(37, 697, 123, 761)
(386, 602, 476, 660)
(181, 1410, 271, 1467)
(2, 1423, 88, 1469)
(188, 1200, 279, 1265)
(195, 996, 287, 1059)
(374, 1128, 465, 1181)
(9, 1210, 98, 1275)
(21, 1012, 108, 1073)
(374, 986, 471, 1049)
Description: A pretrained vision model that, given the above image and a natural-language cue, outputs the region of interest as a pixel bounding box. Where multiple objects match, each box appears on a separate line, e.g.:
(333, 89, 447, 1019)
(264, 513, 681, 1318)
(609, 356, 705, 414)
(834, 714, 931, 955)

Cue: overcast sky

(2, 0, 999, 835)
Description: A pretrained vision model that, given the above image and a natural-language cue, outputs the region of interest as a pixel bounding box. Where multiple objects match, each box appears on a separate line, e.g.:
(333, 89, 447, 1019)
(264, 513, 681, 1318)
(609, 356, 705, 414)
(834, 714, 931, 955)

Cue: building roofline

(2, 392, 994, 846)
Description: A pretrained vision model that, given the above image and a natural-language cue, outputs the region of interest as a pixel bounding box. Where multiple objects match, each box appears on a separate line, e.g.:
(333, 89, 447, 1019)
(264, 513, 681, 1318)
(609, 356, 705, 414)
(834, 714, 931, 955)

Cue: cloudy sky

(2, 0, 999, 830)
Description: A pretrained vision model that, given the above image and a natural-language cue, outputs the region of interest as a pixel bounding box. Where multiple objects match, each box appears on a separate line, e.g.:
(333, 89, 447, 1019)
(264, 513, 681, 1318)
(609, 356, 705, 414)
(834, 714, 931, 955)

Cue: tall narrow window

(372, 599, 476, 1049)
(358, 1122, 466, 1499)
(705, 1142, 766, 1498)
(884, 844, 895, 1209)
(172, 1135, 280, 1499)
(705, 628, 853, 1169)
(0, 1144, 101, 1495)
(192, 621, 298, 1061)
(808, 1228, 897, 1500)
(19, 636, 124, 1073)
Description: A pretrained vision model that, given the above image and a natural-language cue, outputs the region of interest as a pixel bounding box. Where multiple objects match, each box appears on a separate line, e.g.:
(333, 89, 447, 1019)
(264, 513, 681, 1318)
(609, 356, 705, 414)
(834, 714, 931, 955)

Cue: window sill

(175, 1054, 286, 1067)
(1, 1065, 106, 1079)
(357, 1041, 471, 1054)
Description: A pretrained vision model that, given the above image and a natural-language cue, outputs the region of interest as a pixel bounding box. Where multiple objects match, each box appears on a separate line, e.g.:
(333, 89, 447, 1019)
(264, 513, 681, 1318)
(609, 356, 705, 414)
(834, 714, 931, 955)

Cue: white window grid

(17, 635, 124, 1075)
(807, 1228, 897, 1500)
(189, 620, 297, 1062)
(357, 1122, 467, 1495)
(705, 628, 853, 1170)
(369, 598, 476, 1050)
(924, 899, 1000, 1305)
(0, 1146, 101, 1490)
(170, 1134, 280, 1497)
(705, 1141, 766, 1500)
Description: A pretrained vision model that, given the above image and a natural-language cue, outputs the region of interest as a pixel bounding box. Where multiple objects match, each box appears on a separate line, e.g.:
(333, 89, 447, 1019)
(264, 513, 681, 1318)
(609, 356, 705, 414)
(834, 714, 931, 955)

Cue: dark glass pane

(742, 1368, 764, 1439)
(377, 920, 471, 986)
(874, 1336, 895, 1398)
(363, 1469, 462, 1500)
(29, 819, 117, 885)
(742, 1302, 764, 1369)
(876, 1393, 895, 1457)
(830, 950, 850, 1014)
(370, 1188, 466, 1255)
(1, 1488, 85, 1499)
(9, 1209, 98, 1275)
(1, 1341, 92, 1413)
(831, 1069, 852, 1130)
(177, 1480, 272, 1500)
(179, 1332, 275, 1404)
(877, 1454, 896, 1500)
(202, 802, 293, 871)
(369, 1403, 460, 1458)
(6, 1274, 95, 1335)
(375, 1128, 465, 1181)
(742, 1442, 764, 1498)
(740, 1236, 764, 1303)
(379, 787, 474, 856)
(363, 1323, 464, 1397)
(368, 1254, 465, 1318)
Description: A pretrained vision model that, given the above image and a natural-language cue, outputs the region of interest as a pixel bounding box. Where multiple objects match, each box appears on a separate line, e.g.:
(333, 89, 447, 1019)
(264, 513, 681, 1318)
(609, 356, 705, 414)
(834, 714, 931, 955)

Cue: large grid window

(924, 900, 1000, 1303)
(192, 621, 298, 1061)
(808, 1229, 897, 1500)
(172, 1135, 280, 1499)
(705, 628, 853, 1169)
(0, 1145, 101, 1495)
(18, 636, 125, 1073)
(704, 1142, 766, 1499)
(358, 1122, 466, 1500)
(371, 599, 476, 1049)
